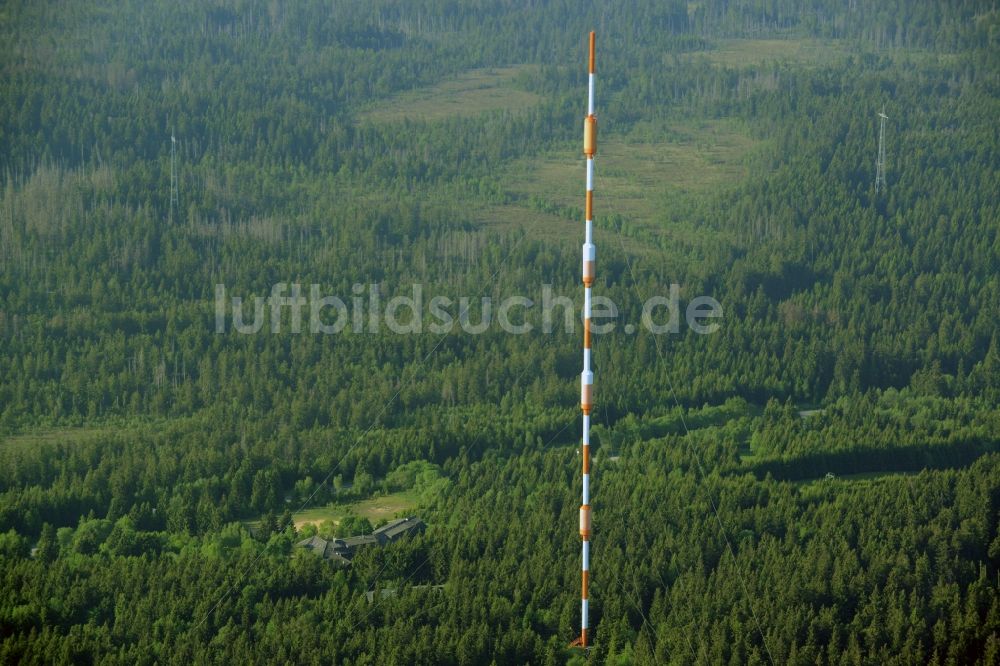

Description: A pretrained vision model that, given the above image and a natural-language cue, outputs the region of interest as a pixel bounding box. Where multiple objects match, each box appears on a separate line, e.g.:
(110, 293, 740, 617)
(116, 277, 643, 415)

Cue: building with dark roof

(365, 584, 444, 604)
(295, 517, 424, 565)
(341, 534, 378, 550)
(295, 535, 351, 566)
(373, 517, 425, 544)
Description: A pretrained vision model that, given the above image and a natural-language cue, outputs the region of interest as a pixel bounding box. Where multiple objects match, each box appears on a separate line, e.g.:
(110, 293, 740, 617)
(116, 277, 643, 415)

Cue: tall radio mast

(170, 133, 179, 222)
(575, 30, 597, 650)
(875, 106, 888, 195)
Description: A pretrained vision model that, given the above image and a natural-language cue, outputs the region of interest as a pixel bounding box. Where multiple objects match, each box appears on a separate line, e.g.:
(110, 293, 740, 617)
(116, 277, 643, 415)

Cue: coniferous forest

(1, 1, 999, 664)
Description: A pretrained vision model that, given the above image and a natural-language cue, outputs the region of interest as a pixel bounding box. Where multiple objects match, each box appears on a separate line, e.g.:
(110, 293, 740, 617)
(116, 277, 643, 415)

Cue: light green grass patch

(796, 470, 917, 488)
(508, 119, 756, 214)
(291, 489, 422, 531)
(697, 38, 957, 70)
(1, 426, 111, 452)
(360, 66, 542, 123)
(698, 38, 854, 68)
(479, 119, 758, 246)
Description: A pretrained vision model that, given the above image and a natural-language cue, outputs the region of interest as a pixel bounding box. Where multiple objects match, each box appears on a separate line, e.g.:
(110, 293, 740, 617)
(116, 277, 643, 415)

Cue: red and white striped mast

(577, 30, 597, 650)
